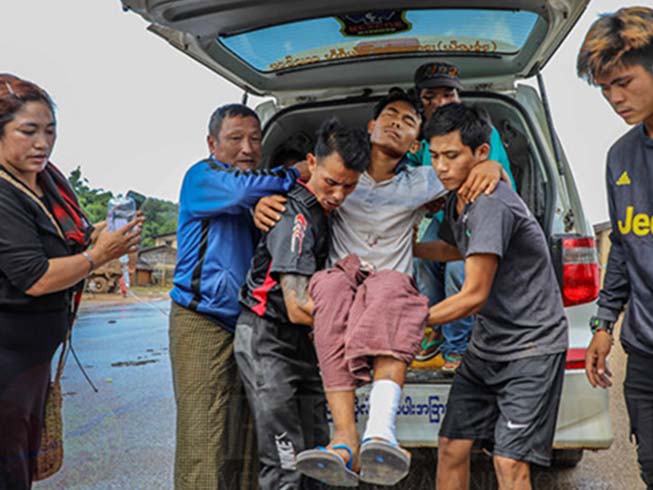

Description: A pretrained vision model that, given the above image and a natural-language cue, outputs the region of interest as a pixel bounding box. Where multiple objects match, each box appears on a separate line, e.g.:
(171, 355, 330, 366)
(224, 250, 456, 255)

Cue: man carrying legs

(414, 103, 568, 490)
(234, 118, 370, 490)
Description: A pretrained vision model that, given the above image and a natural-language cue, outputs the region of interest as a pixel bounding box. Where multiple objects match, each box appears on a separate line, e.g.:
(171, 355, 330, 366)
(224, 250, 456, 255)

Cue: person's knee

(493, 455, 529, 480)
(438, 437, 471, 465)
(414, 257, 444, 304)
(256, 391, 295, 421)
(414, 257, 433, 282)
(372, 356, 408, 383)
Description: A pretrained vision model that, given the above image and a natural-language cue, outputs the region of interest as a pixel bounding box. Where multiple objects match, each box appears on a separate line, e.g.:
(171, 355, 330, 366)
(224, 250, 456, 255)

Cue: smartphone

(126, 190, 147, 210)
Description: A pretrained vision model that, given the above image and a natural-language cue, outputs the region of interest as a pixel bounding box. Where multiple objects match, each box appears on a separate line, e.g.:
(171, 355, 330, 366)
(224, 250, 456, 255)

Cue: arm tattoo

(280, 274, 311, 307)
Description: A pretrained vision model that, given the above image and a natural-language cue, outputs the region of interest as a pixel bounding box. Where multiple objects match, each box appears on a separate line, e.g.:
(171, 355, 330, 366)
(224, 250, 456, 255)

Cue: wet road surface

(35, 299, 175, 490)
(34, 300, 642, 489)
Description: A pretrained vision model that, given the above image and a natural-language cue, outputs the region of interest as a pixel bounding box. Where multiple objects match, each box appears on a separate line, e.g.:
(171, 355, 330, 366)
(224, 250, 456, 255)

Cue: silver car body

(120, 0, 613, 457)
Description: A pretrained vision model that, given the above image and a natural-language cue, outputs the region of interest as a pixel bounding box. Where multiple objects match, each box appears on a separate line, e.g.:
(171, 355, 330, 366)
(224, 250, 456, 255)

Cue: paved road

(35, 300, 642, 489)
(35, 298, 175, 490)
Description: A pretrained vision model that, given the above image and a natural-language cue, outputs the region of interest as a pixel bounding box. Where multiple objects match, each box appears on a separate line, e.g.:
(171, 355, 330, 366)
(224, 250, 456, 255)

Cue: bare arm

(427, 254, 498, 326)
(26, 217, 144, 297)
(280, 274, 315, 326)
(414, 239, 463, 262)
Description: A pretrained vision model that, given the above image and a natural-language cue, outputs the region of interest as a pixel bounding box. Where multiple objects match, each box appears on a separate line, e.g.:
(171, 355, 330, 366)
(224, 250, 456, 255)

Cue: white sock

(362, 379, 402, 445)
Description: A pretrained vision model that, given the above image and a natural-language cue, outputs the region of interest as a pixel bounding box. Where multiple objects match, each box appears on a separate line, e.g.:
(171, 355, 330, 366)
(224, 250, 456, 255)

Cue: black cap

(414, 62, 463, 91)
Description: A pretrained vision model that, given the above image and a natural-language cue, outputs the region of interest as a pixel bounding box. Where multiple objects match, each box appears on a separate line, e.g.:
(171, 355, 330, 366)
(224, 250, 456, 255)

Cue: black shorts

(439, 350, 565, 466)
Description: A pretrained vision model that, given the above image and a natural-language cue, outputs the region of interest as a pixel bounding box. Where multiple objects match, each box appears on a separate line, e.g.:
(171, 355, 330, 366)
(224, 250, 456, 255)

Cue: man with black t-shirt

(234, 118, 370, 490)
(414, 103, 568, 490)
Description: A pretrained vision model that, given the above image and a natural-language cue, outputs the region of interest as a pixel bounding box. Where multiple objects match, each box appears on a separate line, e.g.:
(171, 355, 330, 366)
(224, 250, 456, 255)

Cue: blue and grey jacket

(170, 157, 298, 331)
(597, 124, 653, 357)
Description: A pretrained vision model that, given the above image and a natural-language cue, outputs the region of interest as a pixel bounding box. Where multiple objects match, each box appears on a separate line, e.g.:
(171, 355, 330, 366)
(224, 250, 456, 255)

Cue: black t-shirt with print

(440, 181, 568, 361)
(240, 182, 329, 324)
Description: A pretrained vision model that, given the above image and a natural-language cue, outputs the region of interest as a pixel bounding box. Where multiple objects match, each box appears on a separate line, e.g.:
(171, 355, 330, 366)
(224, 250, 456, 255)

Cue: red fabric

(252, 262, 278, 316)
(309, 255, 364, 390)
(38, 162, 90, 247)
(38, 162, 90, 317)
(309, 254, 428, 390)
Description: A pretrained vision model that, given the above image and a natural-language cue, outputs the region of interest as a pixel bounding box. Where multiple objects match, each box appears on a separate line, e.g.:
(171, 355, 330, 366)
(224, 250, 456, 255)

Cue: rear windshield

(220, 9, 541, 72)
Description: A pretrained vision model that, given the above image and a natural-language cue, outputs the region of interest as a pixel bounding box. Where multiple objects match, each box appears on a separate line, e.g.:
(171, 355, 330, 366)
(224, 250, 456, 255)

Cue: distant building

(135, 258, 154, 287)
(153, 232, 177, 250)
(139, 244, 177, 286)
(139, 245, 177, 267)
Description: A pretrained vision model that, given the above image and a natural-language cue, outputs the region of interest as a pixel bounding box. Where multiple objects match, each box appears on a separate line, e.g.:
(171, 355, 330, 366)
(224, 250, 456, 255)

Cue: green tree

(68, 166, 114, 224)
(68, 167, 178, 247)
(140, 198, 179, 247)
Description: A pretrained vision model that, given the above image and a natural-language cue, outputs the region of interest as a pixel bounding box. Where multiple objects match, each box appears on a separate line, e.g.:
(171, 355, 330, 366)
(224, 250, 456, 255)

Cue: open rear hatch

(121, 0, 589, 102)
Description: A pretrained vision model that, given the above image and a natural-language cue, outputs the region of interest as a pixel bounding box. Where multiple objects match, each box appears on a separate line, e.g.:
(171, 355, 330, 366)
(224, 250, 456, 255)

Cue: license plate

(327, 384, 449, 447)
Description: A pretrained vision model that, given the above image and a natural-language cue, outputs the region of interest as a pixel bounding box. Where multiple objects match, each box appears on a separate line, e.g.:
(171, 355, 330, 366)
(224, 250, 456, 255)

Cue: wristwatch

(589, 316, 615, 335)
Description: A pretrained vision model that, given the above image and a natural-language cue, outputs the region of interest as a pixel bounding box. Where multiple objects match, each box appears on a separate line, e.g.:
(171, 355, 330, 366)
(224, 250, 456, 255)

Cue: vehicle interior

(261, 92, 550, 229)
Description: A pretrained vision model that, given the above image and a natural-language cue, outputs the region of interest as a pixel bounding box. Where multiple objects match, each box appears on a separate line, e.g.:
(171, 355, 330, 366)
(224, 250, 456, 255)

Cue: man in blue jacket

(169, 103, 307, 490)
(577, 7, 653, 489)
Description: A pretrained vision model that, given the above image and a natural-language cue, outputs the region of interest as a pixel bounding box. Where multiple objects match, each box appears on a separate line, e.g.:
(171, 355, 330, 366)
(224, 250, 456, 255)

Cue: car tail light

(565, 348, 586, 370)
(552, 235, 600, 307)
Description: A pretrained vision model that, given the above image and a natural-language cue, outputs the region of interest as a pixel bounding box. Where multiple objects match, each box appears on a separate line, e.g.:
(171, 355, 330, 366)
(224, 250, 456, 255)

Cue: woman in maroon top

(0, 74, 143, 489)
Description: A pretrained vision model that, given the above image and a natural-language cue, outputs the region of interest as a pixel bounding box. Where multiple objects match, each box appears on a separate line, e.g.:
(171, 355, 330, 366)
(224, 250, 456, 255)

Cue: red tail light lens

(565, 348, 586, 370)
(561, 237, 600, 307)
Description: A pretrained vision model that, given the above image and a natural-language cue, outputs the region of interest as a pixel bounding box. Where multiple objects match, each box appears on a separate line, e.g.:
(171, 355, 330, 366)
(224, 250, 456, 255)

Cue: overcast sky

(1, 0, 629, 224)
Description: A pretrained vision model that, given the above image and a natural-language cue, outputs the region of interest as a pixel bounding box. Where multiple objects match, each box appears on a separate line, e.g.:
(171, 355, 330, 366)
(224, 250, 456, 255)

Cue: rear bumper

(344, 369, 613, 449)
(552, 369, 613, 449)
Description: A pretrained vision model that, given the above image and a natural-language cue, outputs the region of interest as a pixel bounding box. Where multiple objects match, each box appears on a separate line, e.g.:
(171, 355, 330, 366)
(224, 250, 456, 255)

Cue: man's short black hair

(314, 117, 370, 173)
(372, 88, 423, 121)
(208, 103, 260, 138)
(424, 103, 491, 152)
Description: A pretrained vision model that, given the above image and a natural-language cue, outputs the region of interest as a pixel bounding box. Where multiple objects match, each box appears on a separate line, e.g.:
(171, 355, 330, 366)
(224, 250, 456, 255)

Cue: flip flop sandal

(441, 353, 463, 373)
(295, 444, 359, 487)
(414, 336, 444, 362)
(359, 439, 411, 485)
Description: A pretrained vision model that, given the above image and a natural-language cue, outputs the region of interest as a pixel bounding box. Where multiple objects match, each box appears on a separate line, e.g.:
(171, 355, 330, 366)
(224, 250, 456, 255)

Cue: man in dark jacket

(577, 7, 653, 489)
(169, 103, 308, 490)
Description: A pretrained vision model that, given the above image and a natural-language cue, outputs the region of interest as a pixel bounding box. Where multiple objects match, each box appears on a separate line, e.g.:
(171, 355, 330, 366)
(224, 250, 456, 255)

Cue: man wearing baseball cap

(411, 61, 515, 372)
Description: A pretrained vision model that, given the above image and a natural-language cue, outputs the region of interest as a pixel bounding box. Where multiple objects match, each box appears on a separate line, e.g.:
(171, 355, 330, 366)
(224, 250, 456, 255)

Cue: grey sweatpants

(234, 309, 329, 490)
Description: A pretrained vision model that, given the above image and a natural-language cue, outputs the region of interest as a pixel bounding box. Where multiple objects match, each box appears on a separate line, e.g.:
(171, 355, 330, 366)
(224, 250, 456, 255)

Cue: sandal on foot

(414, 335, 444, 362)
(359, 439, 411, 485)
(441, 353, 463, 373)
(295, 444, 359, 487)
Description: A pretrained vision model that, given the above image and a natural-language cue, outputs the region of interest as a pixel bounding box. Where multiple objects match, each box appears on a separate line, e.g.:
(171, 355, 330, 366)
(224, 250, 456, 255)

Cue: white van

(121, 0, 612, 474)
